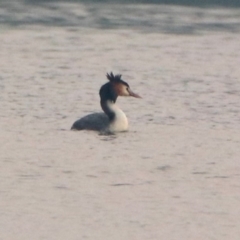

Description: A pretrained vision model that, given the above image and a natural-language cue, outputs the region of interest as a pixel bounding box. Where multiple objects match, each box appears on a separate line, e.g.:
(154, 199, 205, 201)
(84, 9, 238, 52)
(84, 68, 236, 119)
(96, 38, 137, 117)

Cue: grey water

(1, 1, 240, 240)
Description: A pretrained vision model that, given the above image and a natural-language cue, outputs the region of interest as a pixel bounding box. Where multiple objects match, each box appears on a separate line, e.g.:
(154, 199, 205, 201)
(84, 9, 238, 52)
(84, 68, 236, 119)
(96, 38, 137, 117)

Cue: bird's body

(71, 112, 109, 132)
(71, 72, 141, 133)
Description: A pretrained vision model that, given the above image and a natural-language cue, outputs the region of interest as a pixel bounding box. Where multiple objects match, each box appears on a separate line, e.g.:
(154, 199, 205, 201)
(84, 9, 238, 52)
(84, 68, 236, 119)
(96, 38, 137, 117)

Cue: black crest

(106, 72, 129, 87)
(106, 72, 122, 82)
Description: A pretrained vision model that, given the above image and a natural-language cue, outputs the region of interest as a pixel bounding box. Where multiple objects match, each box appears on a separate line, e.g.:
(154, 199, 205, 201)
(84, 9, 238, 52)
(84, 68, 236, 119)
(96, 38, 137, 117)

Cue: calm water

(1, 1, 240, 240)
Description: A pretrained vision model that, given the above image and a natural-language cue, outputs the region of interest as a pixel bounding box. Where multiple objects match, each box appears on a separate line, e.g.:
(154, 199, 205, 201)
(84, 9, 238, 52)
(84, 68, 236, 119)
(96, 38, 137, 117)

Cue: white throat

(106, 101, 128, 132)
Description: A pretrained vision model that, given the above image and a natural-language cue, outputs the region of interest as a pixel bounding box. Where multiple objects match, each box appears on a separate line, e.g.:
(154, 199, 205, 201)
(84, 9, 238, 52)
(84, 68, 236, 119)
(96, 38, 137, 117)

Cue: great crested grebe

(71, 72, 141, 133)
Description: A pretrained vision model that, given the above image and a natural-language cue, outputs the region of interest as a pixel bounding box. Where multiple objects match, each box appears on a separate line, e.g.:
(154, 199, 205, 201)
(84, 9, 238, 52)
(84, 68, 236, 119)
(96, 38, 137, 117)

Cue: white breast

(107, 101, 128, 132)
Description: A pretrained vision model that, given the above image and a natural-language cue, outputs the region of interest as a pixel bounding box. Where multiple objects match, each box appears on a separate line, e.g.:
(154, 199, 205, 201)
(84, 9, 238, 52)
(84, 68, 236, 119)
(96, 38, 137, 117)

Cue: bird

(71, 72, 141, 133)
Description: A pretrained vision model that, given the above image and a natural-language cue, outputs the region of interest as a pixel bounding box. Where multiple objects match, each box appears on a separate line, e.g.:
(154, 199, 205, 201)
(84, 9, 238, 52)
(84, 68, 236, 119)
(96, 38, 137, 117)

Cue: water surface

(1, 2, 240, 240)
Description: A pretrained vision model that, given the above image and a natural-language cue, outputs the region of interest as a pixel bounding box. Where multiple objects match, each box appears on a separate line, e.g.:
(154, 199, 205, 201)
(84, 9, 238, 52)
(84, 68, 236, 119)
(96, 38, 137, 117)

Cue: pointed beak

(128, 88, 142, 98)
